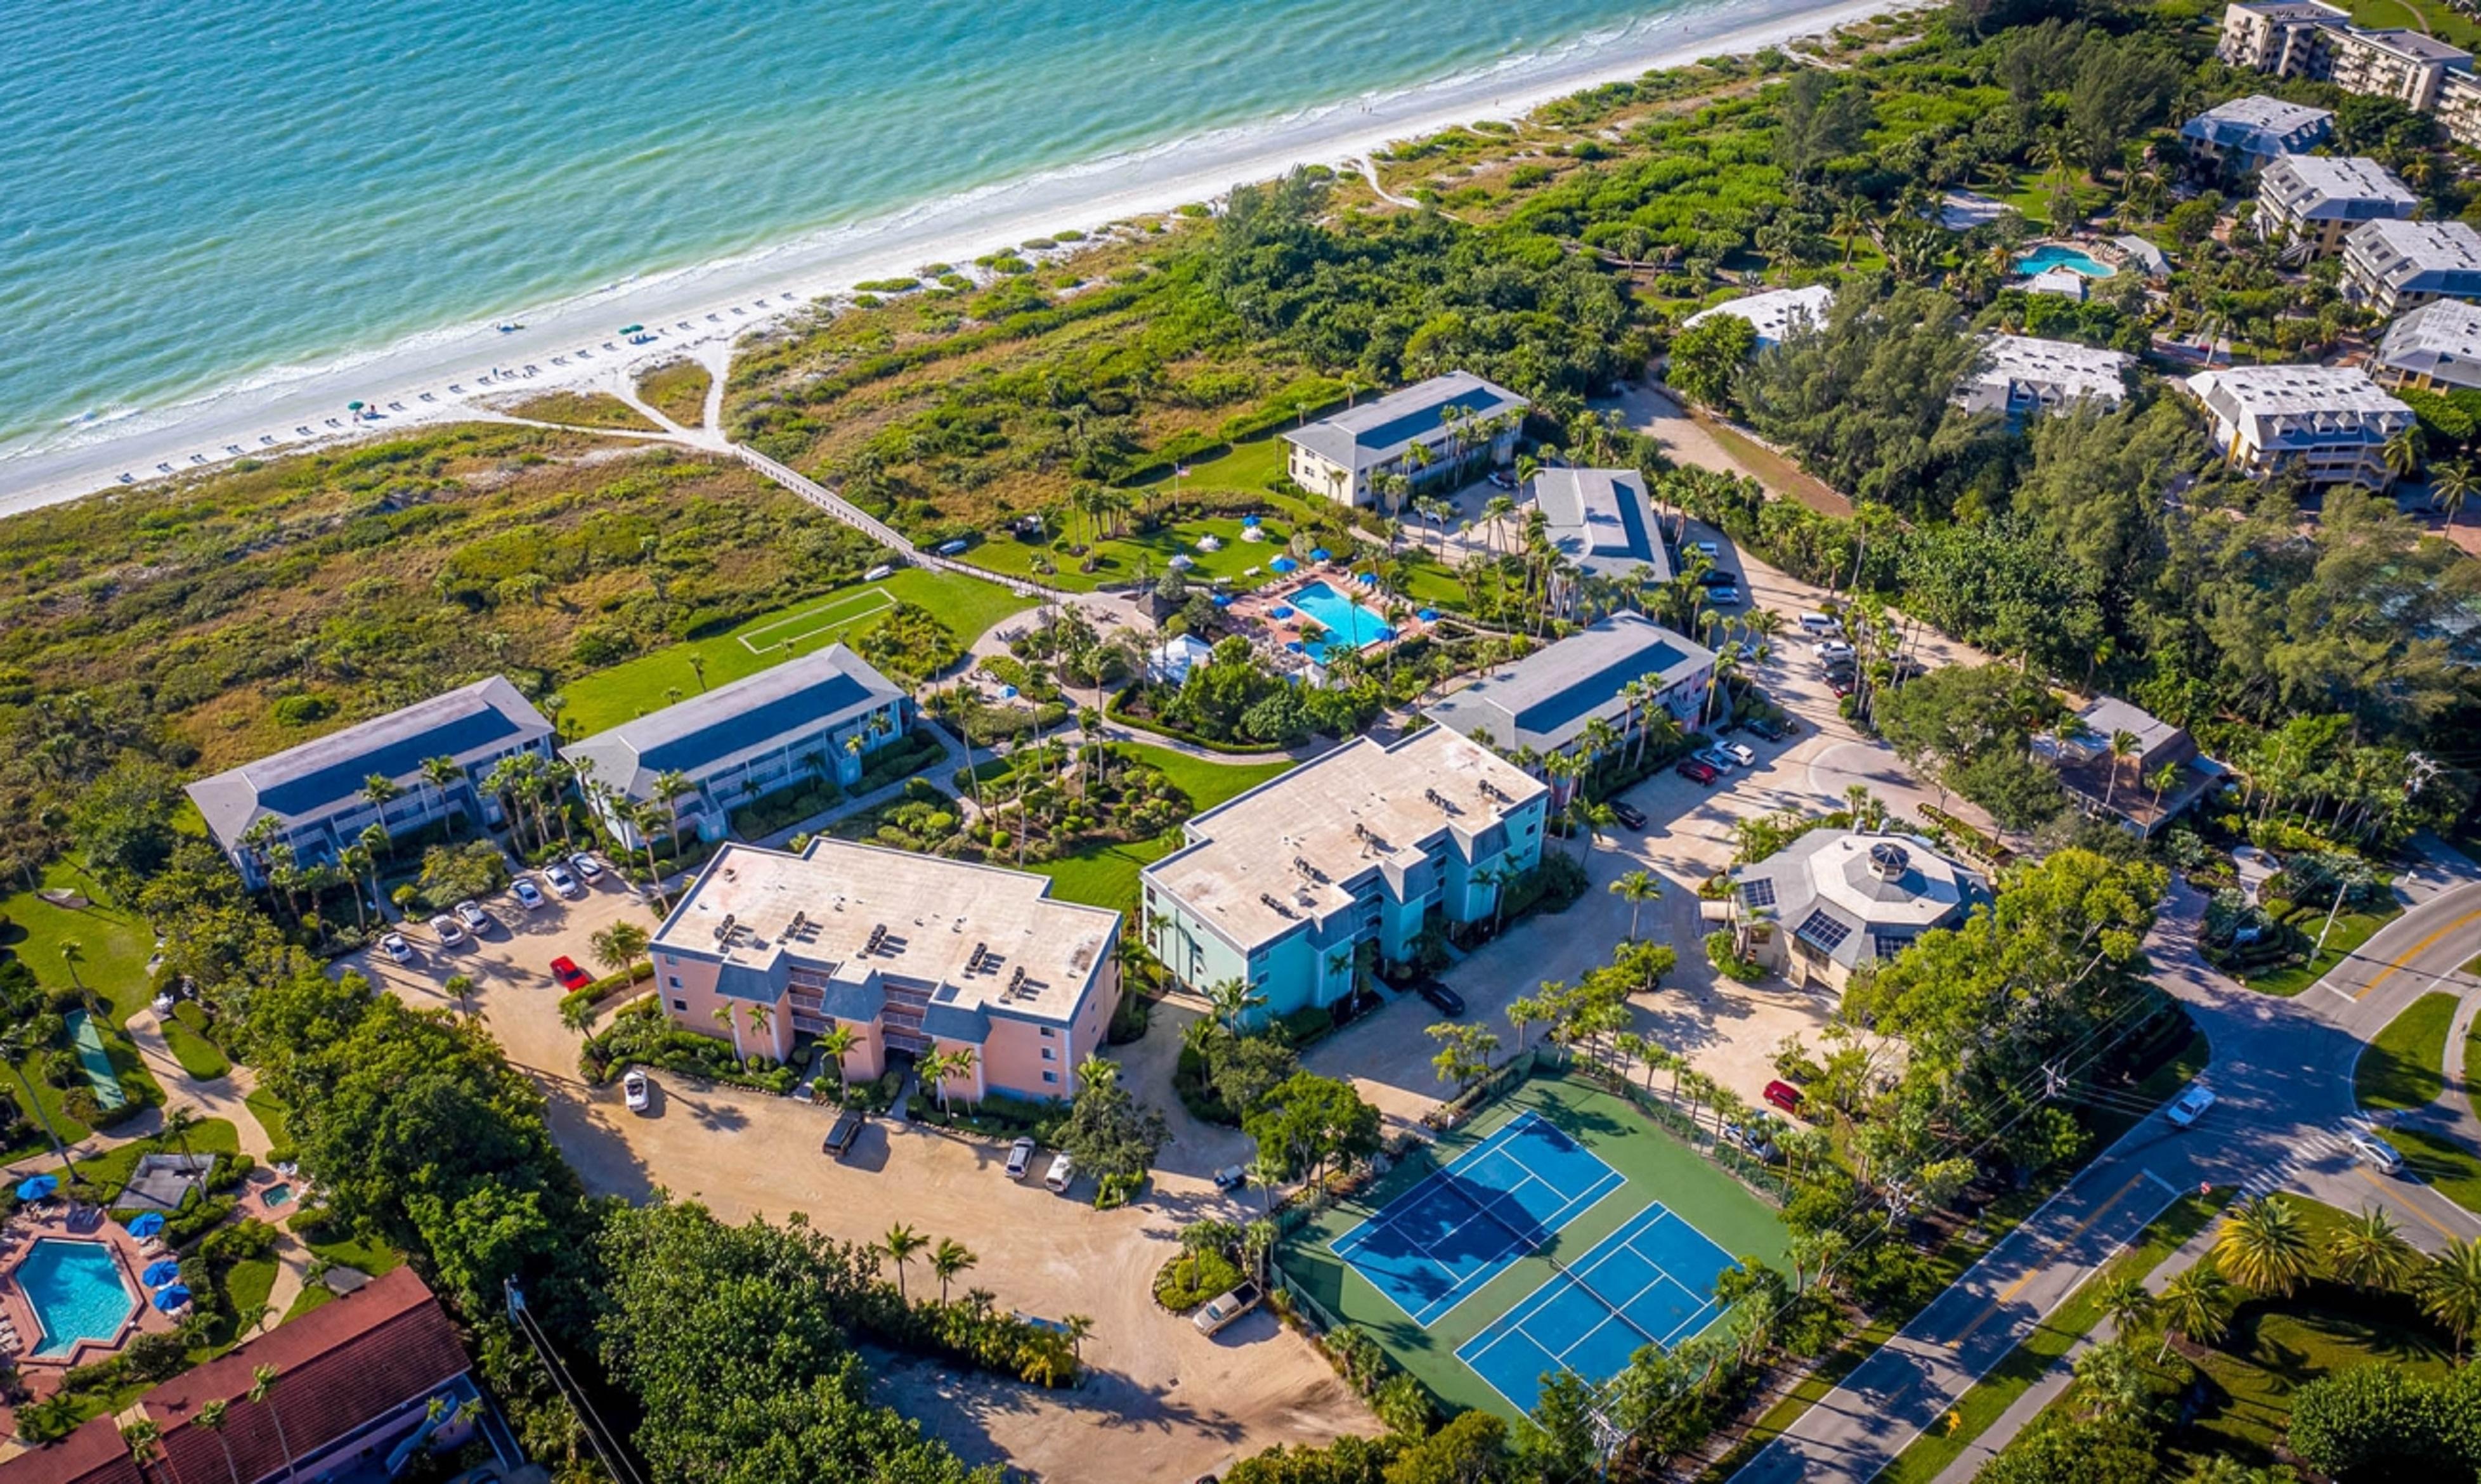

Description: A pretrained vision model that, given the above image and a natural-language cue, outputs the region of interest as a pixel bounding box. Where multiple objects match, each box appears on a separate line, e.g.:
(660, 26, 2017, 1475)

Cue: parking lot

(1312, 524, 1995, 1129)
(351, 860, 1370, 1483)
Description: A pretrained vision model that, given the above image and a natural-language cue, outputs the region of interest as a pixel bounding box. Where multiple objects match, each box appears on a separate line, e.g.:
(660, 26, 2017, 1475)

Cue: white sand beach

(0, 0, 1911, 517)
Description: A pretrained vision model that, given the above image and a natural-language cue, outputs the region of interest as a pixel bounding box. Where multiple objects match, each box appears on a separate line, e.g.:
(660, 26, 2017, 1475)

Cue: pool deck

(0, 1206, 179, 1381)
(1223, 565, 1431, 675)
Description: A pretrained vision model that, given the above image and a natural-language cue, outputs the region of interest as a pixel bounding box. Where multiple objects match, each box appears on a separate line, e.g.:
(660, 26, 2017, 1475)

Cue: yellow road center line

(1948, 1173, 2150, 1348)
(2354, 907, 2481, 999)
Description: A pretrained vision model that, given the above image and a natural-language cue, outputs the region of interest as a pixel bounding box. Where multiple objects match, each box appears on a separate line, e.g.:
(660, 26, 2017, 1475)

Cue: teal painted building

(1140, 731, 1549, 1022)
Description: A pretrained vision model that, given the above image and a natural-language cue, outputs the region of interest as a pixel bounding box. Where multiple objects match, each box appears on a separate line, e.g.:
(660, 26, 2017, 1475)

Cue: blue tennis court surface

(1456, 1202, 1737, 1412)
(1330, 1110, 1623, 1325)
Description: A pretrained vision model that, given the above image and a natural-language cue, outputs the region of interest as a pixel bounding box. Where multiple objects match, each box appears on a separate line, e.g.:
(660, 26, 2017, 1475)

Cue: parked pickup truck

(1194, 1280, 1263, 1337)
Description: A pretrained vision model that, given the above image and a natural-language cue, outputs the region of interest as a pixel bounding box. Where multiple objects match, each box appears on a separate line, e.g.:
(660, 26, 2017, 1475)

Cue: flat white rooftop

(657, 838, 1117, 1021)
(1143, 729, 1546, 951)
(2187, 363, 2412, 418)
(1684, 284, 1834, 344)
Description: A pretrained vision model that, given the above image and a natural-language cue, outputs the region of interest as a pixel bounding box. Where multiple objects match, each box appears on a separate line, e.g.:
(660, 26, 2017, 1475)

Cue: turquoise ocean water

(3, 0, 1754, 459)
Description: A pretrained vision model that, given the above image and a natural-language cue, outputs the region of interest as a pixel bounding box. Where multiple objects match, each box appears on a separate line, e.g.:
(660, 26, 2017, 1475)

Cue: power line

(504, 1281, 647, 1484)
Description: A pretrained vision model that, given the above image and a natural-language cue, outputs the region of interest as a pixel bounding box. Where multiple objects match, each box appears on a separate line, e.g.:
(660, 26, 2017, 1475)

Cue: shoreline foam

(0, 0, 1911, 517)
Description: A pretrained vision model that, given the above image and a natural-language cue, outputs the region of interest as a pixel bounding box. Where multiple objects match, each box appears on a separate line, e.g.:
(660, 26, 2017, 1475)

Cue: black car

(1416, 979, 1466, 1017)
(1697, 568, 1738, 587)
(823, 1108, 867, 1159)
(1745, 715, 1798, 741)
(1610, 800, 1648, 830)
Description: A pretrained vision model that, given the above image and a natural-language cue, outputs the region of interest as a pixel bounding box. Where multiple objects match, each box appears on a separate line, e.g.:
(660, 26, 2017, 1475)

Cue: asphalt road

(1733, 862, 2481, 1484)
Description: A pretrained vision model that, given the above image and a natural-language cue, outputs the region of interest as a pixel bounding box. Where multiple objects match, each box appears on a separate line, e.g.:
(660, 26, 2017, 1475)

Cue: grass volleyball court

(1277, 1070, 1790, 1421)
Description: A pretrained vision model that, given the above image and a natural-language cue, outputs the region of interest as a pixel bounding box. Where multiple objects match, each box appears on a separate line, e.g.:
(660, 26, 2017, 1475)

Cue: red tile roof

(3, 1268, 470, 1484)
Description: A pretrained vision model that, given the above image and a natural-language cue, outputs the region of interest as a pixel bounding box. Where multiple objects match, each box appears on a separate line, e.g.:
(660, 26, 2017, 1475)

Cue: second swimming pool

(1287, 580, 1393, 661)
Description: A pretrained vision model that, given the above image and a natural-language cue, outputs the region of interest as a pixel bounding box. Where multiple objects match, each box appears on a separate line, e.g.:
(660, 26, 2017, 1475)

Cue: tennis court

(1330, 1110, 1623, 1325)
(1275, 1069, 1792, 1421)
(1456, 1202, 1735, 1412)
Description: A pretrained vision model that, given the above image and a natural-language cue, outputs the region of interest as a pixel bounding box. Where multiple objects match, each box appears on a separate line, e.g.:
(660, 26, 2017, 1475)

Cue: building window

(1043, 1071, 1059, 1084)
(1042, 1047, 1056, 1061)
(1040, 1027, 1055, 1038)
(668, 975, 682, 989)
(670, 998, 687, 1013)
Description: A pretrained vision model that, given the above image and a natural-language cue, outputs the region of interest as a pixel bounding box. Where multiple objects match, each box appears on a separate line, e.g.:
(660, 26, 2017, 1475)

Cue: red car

(550, 956, 592, 993)
(1676, 758, 1721, 785)
(1763, 1080, 1804, 1117)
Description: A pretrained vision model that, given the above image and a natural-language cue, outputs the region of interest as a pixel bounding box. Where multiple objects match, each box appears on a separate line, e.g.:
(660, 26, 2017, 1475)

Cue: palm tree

(420, 756, 465, 837)
(1610, 869, 1662, 941)
(589, 921, 649, 977)
(745, 1002, 775, 1060)
(924, 1237, 979, 1305)
(2423, 1238, 2481, 1359)
(2435, 459, 2475, 528)
(162, 1104, 202, 1162)
(1062, 1312, 1095, 1364)
(2101, 728, 2142, 810)
(2326, 1206, 2418, 1294)
(819, 1024, 859, 1102)
(945, 1045, 979, 1111)
(2154, 1266, 2231, 1362)
(2383, 424, 2424, 485)
(882, 1223, 927, 1300)
(712, 1005, 744, 1062)
(195, 1400, 244, 1484)
(2095, 1273, 2154, 1341)
(122, 1419, 168, 1484)
(1203, 976, 1263, 1036)
(2215, 1197, 2315, 1297)
(0, 1025, 79, 1190)
(250, 1364, 297, 1484)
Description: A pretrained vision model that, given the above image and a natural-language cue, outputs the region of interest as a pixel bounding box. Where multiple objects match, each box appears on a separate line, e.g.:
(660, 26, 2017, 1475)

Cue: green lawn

(2357, 992, 2456, 1112)
(2245, 896, 2406, 997)
(2380, 1123, 2481, 1214)
(244, 1087, 292, 1153)
(1879, 1188, 2229, 1483)
(557, 568, 1035, 734)
(283, 1284, 337, 1322)
(0, 859, 160, 1025)
(162, 1006, 231, 1081)
(216, 1256, 280, 1344)
(0, 859, 165, 1156)
(1147, 434, 1291, 492)
(2338, 0, 2481, 49)
(304, 1228, 403, 1278)
(1021, 745, 1295, 916)
(1279, 1069, 1792, 1422)
(965, 513, 1307, 593)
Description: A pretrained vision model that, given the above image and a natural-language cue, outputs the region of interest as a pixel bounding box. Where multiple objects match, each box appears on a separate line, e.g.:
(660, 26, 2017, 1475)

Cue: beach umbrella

(1240, 515, 1260, 527)
(153, 1284, 192, 1313)
(346, 401, 365, 411)
(124, 1211, 164, 1239)
(1418, 609, 1438, 622)
(620, 324, 644, 334)
(997, 685, 1019, 700)
(15, 1175, 56, 1201)
(1310, 548, 1332, 562)
(143, 1259, 183, 1287)
(1269, 556, 1297, 573)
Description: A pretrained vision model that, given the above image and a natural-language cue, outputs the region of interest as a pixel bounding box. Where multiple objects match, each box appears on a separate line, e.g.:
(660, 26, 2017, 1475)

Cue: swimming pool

(2015, 244, 2116, 278)
(16, 1239, 136, 1357)
(1287, 580, 1393, 661)
(262, 1183, 294, 1209)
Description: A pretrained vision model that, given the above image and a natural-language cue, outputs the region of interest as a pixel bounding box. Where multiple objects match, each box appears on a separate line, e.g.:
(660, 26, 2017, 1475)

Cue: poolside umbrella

(1310, 548, 1332, 562)
(124, 1212, 164, 1239)
(153, 1285, 192, 1313)
(1417, 608, 1437, 622)
(1356, 571, 1377, 585)
(1240, 515, 1260, 527)
(1286, 641, 1306, 653)
(1210, 594, 1232, 608)
(143, 1259, 183, 1287)
(15, 1175, 56, 1202)
(1269, 556, 1297, 573)
(1268, 605, 1294, 620)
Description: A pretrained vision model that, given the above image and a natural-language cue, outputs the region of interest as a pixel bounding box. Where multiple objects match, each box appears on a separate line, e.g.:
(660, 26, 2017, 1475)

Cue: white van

(864, 564, 896, 582)
(1797, 611, 1841, 638)
(1045, 1152, 1076, 1193)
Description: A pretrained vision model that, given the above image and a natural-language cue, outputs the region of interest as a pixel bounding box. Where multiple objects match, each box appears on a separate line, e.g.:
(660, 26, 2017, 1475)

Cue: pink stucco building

(649, 839, 1121, 1102)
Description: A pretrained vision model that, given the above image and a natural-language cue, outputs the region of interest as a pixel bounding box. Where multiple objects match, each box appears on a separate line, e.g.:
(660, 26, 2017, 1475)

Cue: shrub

(1705, 930, 1764, 983)
(269, 694, 334, 727)
(1153, 1248, 1243, 1312)
(1107, 989, 1152, 1045)
(1277, 1006, 1335, 1048)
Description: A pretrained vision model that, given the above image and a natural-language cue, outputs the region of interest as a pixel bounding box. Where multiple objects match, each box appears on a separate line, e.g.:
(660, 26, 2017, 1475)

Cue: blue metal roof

(256, 708, 521, 817)
(1345, 386, 1516, 457)
(639, 672, 873, 775)
(1509, 642, 1697, 739)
